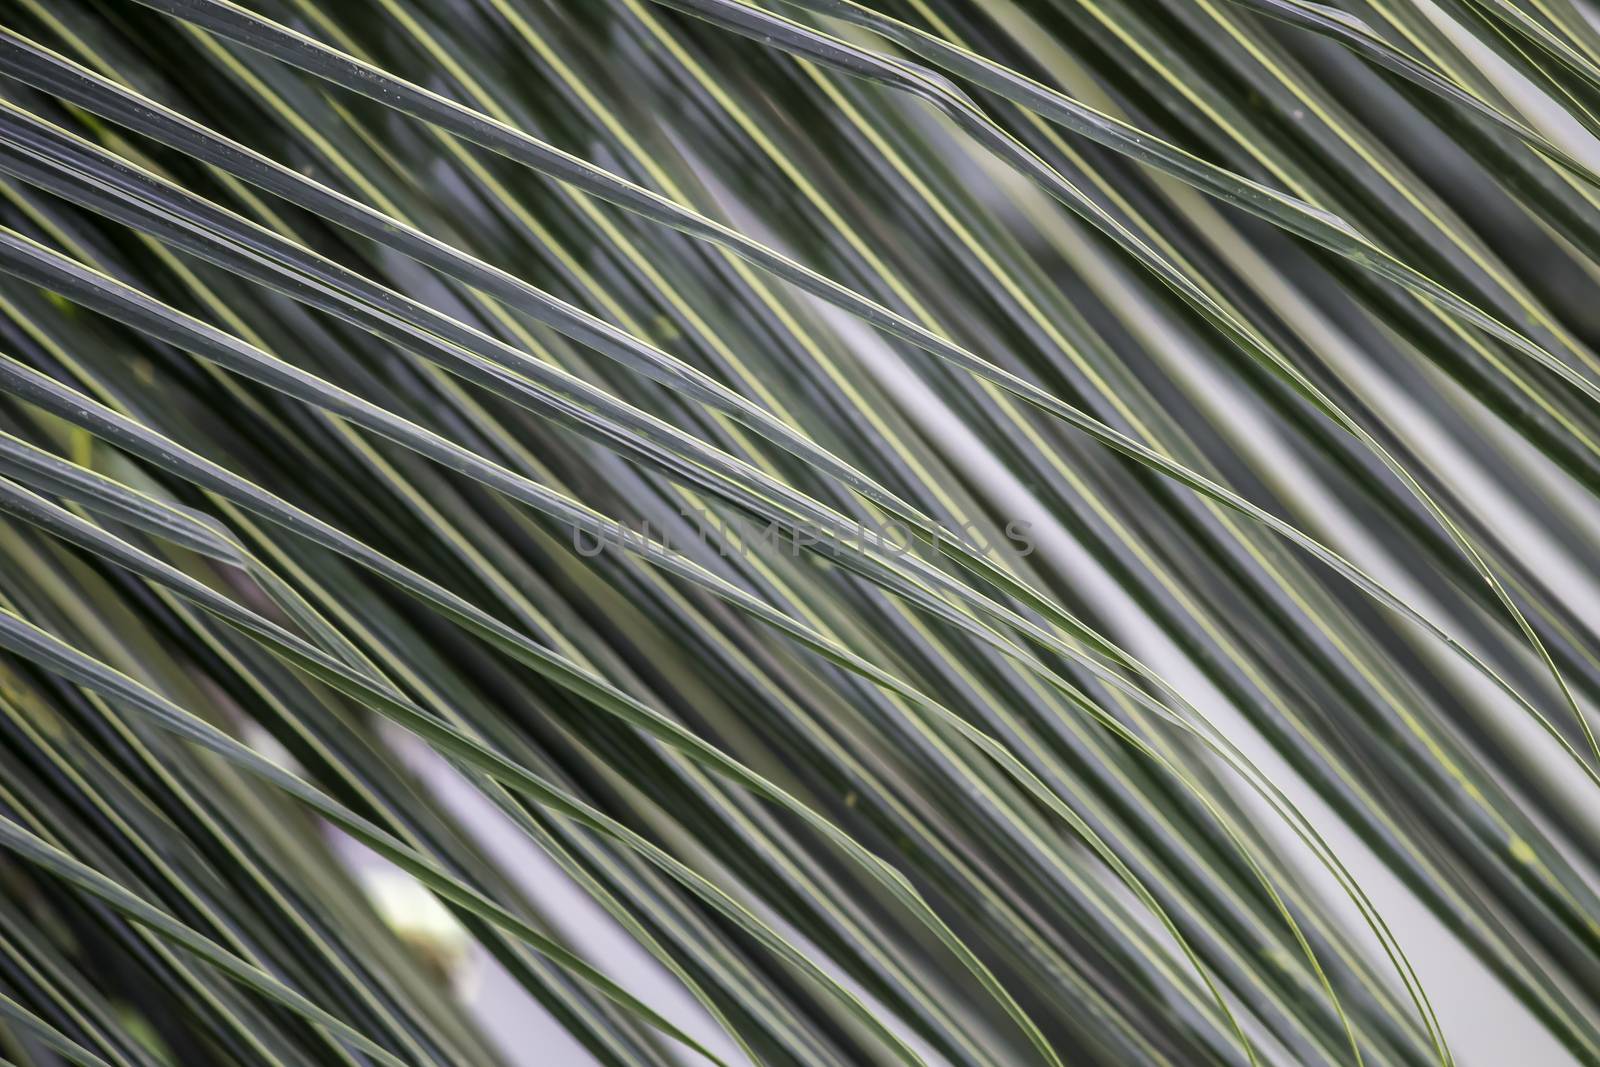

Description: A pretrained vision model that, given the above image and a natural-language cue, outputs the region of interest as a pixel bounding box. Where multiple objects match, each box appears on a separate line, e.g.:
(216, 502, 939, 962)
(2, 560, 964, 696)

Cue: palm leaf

(0, 0, 1596, 1064)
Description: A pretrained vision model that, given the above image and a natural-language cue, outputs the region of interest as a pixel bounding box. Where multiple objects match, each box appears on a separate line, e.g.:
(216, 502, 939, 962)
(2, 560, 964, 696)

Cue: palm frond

(0, 1, 1596, 1065)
